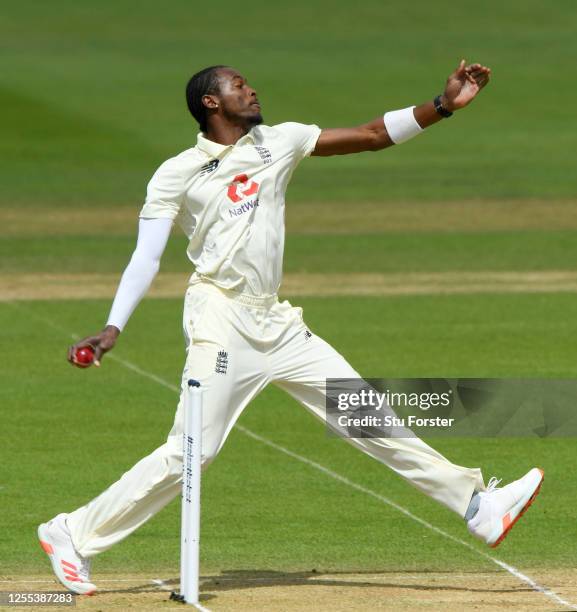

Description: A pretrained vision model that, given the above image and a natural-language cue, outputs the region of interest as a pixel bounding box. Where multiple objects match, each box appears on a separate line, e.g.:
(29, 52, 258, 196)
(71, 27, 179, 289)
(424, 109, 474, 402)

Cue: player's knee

(161, 444, 184, 483)
(162, 439, 219, 482)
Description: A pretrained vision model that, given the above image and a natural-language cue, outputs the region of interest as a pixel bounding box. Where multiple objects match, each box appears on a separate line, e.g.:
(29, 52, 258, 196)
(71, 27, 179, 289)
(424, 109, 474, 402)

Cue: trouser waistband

(188, 274, 278, 309)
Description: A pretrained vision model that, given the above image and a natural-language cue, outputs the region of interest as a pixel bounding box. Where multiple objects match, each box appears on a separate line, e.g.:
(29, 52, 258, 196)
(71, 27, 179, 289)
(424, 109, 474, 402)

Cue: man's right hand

(67, 325, 120, 367)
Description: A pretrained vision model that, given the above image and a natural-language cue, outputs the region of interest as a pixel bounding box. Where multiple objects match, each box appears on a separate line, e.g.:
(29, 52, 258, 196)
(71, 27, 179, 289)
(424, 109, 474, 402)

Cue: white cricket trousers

(67, 279, 485, 557)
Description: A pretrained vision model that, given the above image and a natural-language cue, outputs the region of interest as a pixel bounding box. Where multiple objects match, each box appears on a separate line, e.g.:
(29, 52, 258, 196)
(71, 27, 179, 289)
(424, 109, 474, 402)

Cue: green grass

(2, 0, 577, 207)
(1, 295, 576, 576)
(4, 230, 577, 275)
(2, 0, 576, 595)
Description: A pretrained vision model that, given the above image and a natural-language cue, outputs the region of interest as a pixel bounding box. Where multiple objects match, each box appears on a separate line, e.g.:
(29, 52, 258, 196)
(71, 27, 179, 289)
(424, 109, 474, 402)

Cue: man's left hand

(442, 59, 491, 112)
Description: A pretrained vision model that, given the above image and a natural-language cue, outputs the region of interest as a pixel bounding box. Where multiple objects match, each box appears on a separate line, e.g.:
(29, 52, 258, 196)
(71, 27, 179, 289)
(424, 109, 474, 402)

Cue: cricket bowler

(38, 61, 544, 594)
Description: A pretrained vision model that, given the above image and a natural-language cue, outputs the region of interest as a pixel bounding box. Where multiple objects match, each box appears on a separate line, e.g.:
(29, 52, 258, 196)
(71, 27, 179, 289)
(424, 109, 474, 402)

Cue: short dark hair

(185, 65, 227, 133)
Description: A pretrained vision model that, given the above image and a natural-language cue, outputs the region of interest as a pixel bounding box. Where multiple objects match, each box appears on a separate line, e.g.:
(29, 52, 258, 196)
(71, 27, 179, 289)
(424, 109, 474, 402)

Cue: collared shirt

(140, 122, 321, 297)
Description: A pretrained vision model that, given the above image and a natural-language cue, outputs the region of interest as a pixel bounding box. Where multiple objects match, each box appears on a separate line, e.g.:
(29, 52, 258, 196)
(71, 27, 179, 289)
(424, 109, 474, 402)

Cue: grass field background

(1, 0, 577, 609)
(2, 295, 577, 577)
(3, 0, 577, 207)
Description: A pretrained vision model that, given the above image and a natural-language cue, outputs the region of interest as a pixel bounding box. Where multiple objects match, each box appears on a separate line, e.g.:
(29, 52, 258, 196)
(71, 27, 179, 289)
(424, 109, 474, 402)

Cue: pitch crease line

(9, 303, 577, 611)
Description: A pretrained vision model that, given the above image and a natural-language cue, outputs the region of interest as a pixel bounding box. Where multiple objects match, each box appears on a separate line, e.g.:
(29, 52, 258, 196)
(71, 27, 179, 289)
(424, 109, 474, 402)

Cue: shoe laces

(78, 556, 91, 582)
(486, 476, 502, 492)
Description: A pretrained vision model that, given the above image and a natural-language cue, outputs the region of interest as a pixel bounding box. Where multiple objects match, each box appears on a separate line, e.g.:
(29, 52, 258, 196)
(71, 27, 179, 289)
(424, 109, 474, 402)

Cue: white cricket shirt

(140, 122, 321, 297)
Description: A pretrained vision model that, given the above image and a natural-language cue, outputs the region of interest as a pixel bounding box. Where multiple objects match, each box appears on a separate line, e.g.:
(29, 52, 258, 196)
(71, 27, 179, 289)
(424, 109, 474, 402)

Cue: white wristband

(383, 106, 423, 144)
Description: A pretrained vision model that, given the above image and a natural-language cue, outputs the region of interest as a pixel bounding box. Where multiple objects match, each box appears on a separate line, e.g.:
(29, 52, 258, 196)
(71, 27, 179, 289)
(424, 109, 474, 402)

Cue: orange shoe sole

(490, 468, 544, 548)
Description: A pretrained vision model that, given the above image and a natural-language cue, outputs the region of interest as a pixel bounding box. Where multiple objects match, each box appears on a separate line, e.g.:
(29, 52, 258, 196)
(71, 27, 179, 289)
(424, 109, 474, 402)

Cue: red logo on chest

(227, 174, 260, 203)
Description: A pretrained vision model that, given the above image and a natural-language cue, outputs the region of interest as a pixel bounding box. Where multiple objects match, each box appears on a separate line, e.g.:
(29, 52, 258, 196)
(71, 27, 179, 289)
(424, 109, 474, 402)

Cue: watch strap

(434, 95, 453, 118)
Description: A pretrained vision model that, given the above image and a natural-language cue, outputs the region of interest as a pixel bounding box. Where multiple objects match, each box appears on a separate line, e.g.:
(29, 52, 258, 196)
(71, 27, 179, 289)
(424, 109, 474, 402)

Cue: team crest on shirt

(254, 145, 272, 164)
(215, 350, 228, 374)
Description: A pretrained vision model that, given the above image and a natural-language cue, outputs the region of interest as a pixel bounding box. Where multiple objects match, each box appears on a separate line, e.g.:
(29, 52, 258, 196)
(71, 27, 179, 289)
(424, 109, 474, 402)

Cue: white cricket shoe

(38, 513, 96, 595)
(467, 468, 544, 548)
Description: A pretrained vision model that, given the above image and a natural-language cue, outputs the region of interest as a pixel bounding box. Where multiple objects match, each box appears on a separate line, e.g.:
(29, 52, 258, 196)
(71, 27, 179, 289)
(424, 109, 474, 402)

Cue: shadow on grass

(101, 568, 531, 605)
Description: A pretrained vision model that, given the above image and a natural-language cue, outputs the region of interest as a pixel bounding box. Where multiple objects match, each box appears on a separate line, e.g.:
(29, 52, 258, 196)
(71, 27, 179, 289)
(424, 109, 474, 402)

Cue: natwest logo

(227, 174, 259, 203)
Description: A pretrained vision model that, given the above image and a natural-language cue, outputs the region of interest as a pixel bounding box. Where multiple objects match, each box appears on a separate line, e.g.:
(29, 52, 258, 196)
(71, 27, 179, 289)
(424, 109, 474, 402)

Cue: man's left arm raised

(312, 60, 490, 157)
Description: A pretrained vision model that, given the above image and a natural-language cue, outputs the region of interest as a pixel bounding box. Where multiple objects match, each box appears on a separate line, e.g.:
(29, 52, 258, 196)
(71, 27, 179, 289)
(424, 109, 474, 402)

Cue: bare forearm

(315, 98, 448, 156)
(413, 100, 443, 130)
(313, 105, 428, 156)
(312, 119, 391, 156)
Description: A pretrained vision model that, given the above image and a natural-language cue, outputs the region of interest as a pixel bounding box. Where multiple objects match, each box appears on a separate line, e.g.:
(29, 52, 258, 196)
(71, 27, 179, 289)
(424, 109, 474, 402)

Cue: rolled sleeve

(139, 157, 185, 220)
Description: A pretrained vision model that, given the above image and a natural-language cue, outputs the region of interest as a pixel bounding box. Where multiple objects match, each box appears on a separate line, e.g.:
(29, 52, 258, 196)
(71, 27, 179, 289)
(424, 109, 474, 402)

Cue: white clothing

(66, 123, 486, 559)
(106, 218, 173, 331)
(140, 123, 321, 297)
(68, 280, 484, 557)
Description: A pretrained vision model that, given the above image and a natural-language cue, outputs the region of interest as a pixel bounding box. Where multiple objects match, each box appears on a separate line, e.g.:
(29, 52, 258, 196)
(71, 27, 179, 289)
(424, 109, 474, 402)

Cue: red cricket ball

(73, 345, 95, 368)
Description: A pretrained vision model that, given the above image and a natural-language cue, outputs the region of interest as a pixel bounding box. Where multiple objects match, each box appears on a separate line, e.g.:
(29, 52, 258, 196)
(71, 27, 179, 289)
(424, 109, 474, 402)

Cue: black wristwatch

(434, 95, 453, 118)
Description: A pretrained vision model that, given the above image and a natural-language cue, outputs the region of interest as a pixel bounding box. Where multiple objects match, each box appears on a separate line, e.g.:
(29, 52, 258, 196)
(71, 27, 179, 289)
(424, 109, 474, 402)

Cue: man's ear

(202, 94, 219, 109)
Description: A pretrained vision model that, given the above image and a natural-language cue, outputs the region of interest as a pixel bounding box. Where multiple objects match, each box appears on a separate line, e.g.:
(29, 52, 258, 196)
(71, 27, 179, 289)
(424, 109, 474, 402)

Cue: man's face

(210, 68, 263, 127)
